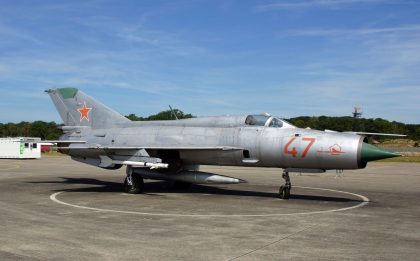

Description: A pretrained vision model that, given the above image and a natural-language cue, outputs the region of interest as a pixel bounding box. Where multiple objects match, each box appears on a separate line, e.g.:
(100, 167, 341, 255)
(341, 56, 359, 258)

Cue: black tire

(278, 185, 290, 200)
(123, 174, 144, 194)
(173, 181, 192, 190)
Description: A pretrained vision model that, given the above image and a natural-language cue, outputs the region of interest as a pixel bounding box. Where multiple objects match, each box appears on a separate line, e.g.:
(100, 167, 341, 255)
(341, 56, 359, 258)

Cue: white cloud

(256, 0, 412, 11)
(73, 15, 206, 56)
(0, 24, 44, 46)
(292, 24, 420, 36)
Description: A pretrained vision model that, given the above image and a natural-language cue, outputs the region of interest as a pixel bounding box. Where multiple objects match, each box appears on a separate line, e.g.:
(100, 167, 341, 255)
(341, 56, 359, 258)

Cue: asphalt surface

(0, 156, 419, 260)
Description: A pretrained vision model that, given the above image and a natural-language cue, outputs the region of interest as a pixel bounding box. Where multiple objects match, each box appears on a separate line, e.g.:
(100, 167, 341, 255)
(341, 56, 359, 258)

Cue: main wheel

(278, 185, 290, 200)
(124, 174, 144, 194)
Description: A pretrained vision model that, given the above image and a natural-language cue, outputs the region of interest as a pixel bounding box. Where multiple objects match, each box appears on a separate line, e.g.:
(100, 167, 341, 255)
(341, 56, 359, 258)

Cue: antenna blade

(169, 105, 179, 120)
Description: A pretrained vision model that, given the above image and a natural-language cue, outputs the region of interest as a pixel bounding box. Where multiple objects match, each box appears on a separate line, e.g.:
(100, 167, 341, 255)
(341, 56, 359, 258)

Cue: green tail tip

(360, 143, 400, 163)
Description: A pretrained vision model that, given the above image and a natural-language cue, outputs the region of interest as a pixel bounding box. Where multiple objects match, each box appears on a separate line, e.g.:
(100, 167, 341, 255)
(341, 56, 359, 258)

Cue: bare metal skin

(46, 88, 400, 199)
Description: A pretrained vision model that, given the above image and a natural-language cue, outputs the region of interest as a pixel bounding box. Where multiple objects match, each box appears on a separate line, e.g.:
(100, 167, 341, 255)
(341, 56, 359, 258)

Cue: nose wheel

(279, 171, 291, 199)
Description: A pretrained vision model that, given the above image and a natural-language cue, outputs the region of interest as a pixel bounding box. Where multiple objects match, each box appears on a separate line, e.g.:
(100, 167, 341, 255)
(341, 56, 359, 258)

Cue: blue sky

(0, 0, 419, 124)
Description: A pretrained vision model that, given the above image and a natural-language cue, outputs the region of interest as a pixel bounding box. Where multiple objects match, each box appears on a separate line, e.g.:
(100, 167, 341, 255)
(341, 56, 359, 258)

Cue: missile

(99, 155, 169, 169)
(132, 168, 246, 184)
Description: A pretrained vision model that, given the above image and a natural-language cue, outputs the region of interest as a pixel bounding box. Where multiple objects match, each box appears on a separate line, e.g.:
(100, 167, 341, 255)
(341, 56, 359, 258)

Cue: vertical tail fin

(46, 88, 130, 128)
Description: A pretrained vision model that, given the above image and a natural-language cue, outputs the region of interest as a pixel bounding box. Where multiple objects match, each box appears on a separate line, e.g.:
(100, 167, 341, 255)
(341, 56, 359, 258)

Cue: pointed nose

(360, 143, 400, 163)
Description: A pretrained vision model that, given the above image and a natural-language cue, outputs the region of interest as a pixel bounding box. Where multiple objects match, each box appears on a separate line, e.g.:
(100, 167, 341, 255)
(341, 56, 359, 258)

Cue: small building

(0, 137, 41, 159)
(40, 142, 54, 152)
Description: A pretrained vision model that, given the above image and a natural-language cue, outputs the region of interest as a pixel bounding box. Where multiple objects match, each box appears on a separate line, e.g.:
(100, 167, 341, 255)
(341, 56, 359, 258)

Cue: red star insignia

(77, 101, 92, 122)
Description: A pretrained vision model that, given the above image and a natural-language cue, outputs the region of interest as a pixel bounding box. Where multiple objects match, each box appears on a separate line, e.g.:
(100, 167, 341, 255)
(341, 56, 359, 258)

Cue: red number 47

(284, 137, 316, 158)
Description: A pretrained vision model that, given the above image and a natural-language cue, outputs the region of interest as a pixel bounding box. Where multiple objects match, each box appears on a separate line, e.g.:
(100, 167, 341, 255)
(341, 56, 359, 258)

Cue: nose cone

(361, 143, 400, 163)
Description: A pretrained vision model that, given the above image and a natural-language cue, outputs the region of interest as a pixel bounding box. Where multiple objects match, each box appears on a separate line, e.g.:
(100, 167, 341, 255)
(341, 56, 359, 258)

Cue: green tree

(126, 108, 194, 121)
(287, 116, 418, 140)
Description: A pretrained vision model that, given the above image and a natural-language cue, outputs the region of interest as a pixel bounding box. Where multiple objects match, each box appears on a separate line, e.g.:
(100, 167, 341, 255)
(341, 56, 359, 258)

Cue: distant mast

(352, 106, 362, 118)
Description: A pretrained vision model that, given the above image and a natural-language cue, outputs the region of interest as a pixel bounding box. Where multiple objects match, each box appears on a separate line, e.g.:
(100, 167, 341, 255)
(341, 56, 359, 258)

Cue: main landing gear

(278, 170, 291, 200)
(124, 166, 144, 194)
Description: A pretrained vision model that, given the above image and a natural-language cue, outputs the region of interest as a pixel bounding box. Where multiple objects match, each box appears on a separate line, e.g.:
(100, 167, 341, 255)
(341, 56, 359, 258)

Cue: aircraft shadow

(28, 177, 364, 203)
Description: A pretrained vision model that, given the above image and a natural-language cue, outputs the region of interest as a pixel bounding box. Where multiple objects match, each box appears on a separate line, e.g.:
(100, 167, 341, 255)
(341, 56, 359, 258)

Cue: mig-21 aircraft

(45, 88, 403, 199)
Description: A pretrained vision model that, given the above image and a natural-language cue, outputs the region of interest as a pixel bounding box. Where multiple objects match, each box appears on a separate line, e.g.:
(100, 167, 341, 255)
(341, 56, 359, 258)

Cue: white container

(0, 137, 41, 159)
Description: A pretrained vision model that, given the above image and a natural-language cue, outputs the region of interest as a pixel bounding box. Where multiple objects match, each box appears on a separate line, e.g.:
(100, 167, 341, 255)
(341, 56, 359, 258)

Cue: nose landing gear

(278, 170, 291, 199)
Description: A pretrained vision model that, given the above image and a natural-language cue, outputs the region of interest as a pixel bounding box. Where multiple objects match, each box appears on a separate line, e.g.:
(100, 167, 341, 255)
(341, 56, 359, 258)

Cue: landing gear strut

(124, 166, 144, 194)
(278, 170, 291, 199)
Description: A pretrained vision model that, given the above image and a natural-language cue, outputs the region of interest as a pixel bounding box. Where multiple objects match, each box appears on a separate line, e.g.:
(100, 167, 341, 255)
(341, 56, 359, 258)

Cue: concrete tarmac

(0, 156, 419, 260)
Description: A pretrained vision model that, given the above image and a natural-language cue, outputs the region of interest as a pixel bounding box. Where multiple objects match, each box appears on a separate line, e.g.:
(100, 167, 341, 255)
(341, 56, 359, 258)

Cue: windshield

(269, 118, 283, 128)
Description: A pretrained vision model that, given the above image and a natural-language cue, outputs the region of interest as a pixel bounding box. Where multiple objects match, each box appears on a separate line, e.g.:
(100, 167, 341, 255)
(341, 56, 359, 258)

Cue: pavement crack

(228, 225, 318, 261)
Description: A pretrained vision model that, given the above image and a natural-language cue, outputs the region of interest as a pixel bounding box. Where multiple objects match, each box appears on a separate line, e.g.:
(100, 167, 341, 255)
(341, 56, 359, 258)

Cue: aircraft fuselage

(65, 121, 365, 171)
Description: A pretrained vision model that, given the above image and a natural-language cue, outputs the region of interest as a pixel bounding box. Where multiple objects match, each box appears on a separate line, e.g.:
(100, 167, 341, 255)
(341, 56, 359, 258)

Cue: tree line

(0, 109, 193, 140)
(0, 121, 62, 140)
(286, 116, 420, 142)
(0, 110, 419, 141)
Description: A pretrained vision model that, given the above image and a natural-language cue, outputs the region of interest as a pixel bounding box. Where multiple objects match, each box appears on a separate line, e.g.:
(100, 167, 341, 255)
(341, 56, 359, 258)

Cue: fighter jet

(45, 88, 403, 199)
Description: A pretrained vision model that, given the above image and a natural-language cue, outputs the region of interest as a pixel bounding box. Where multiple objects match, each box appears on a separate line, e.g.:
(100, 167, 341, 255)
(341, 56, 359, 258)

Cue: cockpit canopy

(245, 115, 270, 126)
(245, 114, 295, 128)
